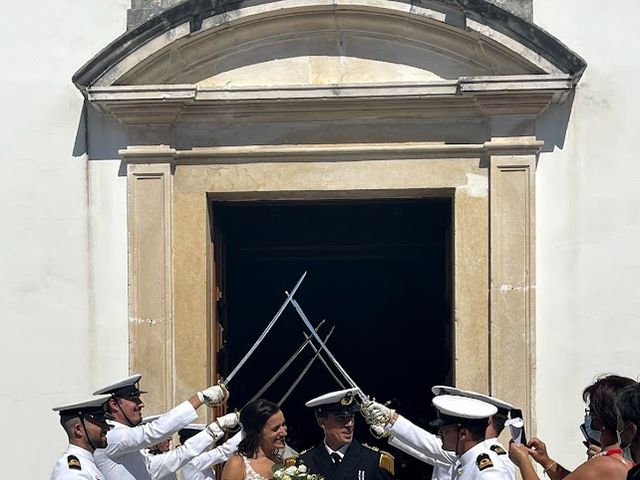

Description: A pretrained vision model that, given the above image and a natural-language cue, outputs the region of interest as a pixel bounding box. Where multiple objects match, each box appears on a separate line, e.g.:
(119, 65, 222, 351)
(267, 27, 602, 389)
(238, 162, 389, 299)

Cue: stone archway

(75, 0, 585, 437)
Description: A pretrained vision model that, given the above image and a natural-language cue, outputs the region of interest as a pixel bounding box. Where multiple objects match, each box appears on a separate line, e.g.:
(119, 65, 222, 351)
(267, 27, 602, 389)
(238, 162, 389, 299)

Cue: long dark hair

(238, 398, 281, 457)
(583, 374, 636, 433)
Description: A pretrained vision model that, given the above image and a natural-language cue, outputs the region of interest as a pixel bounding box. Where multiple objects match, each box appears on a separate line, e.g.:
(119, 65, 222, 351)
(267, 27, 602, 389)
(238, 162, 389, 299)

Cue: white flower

(284, 466, 297, 475)
(282, 475, 292, 480)
(298, 465, 308, 474)
(274, 470, 283, 479)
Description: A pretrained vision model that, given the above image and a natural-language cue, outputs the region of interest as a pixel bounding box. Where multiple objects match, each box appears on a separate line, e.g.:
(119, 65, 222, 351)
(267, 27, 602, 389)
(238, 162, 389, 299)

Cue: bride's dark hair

(238, 398, 281, 457)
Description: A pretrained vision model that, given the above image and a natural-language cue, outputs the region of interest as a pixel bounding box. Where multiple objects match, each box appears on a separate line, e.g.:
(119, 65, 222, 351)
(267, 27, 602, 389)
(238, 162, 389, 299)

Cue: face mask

(617, 423, 634, 460)
(584, 415, 602, 445)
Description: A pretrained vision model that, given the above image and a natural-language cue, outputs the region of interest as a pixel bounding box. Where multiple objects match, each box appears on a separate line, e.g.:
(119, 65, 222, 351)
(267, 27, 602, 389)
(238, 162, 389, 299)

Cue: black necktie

(331, 452, 342, 465)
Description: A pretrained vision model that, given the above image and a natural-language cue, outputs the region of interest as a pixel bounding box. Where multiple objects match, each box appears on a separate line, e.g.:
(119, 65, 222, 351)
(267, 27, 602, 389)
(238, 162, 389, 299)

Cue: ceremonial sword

(278, 325, 336, 406)
(247, 319, 326, 403)
(286, 294, 368, 402)
(223, 271, 307, 385)
(301, 330, 346, 389)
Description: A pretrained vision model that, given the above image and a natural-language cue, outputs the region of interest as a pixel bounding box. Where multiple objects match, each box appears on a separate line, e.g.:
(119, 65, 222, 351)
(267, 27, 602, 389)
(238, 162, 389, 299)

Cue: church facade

(2, 1, 639, 478)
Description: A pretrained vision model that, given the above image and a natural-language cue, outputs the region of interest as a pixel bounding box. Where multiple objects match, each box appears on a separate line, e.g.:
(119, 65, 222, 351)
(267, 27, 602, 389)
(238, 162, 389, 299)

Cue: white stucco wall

(2, 0, 639, 477)
(0, 1, 129, 478)
(535, 0, 640, 470)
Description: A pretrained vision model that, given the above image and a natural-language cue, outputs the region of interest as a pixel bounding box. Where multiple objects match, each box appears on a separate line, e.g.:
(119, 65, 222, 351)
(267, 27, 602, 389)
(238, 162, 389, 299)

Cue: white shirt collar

(457, 441, 488, 467)
(323, 441, 351, 458)
(66, 444, 95, 462)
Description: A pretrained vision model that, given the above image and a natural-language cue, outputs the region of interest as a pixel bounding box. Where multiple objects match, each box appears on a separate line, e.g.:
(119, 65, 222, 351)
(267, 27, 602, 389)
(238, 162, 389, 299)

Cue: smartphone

(579, 423, 601, 447)
(507, 409, 527, 445)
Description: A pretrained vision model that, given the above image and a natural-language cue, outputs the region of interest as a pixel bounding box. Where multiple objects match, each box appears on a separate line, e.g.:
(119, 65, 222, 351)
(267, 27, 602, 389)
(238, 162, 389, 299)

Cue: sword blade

(248, 319, 326, 403)
(224, 272, 307, 385)
(302, 331, 346, 389)
(278, 326, 336, 406)
(287, 295, 363, 396)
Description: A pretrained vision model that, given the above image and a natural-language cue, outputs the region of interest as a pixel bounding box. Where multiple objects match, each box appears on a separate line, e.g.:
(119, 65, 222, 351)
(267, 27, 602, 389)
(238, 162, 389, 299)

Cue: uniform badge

(67, 455, 81, 470)
(490, 444, 507, 455)
(476, 453, 493, 471)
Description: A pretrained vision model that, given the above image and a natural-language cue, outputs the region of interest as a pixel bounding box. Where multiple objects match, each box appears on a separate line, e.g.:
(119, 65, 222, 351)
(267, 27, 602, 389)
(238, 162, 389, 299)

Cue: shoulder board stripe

(67, 455, 81, 471)
(476, 453, 494, 471)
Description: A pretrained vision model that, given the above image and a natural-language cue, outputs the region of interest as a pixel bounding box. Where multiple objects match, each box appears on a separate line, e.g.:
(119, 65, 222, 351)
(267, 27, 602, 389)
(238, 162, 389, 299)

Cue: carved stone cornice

(119, 137, 544, 165)
(91, 75, 571, 125)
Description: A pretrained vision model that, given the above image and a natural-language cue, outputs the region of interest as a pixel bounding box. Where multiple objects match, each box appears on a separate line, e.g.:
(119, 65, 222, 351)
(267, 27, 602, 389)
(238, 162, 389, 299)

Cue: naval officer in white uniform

(369, 424, 454, 480)
(364, 387, 516, 480)
(363, 395, 511, 480)
(50, 395, 112, 480)
(93, 373, 229, 480)
(430, 386, 516, 480)
(143, 417, 241, 480)
(178, 426, 244, 480)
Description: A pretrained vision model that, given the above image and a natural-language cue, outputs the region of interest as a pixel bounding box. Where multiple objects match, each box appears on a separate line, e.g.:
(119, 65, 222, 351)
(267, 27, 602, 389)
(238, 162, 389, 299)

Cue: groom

(297, 388, 394, 480)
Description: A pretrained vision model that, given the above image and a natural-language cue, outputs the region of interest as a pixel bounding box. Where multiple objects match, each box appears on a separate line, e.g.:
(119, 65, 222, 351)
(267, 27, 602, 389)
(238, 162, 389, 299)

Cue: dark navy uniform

(298, 441, 394, 480)
(301, 388, 395, 480)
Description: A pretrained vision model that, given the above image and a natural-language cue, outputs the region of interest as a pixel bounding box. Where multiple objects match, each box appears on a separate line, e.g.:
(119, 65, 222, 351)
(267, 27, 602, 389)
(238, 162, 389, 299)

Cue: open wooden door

(209, 202, 231, 478)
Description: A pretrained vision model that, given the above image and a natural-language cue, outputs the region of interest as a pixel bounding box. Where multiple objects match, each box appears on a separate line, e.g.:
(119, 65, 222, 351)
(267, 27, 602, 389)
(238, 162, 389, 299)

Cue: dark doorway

(212, 198, 452, 480)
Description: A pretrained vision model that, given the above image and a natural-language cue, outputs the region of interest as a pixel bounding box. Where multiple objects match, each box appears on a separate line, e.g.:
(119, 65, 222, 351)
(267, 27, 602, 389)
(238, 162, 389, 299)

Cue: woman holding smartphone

(509, 375, 636, 480)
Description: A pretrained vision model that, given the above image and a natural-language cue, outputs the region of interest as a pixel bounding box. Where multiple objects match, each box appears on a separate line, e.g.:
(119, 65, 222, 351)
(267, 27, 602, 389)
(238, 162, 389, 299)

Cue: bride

(222, 399, 288, 480)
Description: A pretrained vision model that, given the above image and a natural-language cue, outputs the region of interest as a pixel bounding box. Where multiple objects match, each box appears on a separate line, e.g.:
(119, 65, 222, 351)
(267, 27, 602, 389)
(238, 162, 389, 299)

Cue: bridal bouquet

(272, 463, 324, 480)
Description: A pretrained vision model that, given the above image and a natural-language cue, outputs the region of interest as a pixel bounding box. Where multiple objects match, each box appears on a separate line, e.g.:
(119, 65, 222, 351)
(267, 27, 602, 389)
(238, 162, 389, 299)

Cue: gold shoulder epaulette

(284, 457, 297, 467)
(379, 450, 395, 475)
(476, 453, 493, 471)
(67, 455, 81, 471)
(490, 444, 507, 456)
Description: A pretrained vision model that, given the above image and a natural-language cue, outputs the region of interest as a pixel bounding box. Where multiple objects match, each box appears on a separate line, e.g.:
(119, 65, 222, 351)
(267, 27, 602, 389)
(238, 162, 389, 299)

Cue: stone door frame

(123, 137, 539, 433)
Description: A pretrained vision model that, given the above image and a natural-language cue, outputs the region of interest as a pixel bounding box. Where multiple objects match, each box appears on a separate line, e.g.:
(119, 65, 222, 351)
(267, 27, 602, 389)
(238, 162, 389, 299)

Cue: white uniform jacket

(483, 438, 515, 480)
(388, 415, 457, 466)
(145, 424, 231, 479)
(452, 442, 509, 480)
(179, 431, 244, 480)
(95, 400, 198, 480)
(50, 444, 104, 480)
(387, 434, 453, 480)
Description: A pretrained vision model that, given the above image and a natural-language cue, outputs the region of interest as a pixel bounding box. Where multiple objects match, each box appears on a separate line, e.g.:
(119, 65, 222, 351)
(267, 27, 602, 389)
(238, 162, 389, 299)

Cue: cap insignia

(340, 393, 354, 406)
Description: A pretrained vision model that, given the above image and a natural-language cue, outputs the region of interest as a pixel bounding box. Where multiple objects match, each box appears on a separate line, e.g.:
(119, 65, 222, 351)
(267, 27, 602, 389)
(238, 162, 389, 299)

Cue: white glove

(215, 411, 240, 431)
(205, 422, 224, 441)
(369, 424, 389, 439)
(197, 383, 229, 407)
(361, 400, 395, 427)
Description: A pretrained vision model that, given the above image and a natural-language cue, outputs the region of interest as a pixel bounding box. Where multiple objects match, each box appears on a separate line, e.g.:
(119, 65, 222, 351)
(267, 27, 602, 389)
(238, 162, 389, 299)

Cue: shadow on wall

(537, 90, 575, 154)
(72, 101, 127, 174)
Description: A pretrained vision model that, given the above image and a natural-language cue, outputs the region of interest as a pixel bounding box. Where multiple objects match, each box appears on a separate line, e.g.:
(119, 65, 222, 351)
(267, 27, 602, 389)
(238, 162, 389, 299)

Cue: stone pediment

(74, 0, 586, 123)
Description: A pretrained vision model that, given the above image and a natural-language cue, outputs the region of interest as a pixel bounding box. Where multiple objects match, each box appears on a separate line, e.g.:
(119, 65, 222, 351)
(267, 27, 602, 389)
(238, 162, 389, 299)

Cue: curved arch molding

(82, 0, 585, 437)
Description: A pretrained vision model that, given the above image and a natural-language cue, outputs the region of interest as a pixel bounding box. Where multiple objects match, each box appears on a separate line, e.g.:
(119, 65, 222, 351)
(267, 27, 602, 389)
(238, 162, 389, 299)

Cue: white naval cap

(178, 423, 207, 442)
(53, 394, 112, 416)
(93, 373, 147, 397)
(306, 388, 360, 414)
(431, 385, 514, 412)
(430, 395, 497, 427)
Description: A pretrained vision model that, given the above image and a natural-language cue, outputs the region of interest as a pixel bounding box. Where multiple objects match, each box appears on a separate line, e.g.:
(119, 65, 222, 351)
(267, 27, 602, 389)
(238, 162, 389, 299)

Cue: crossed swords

(221, 272, 367, 407)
